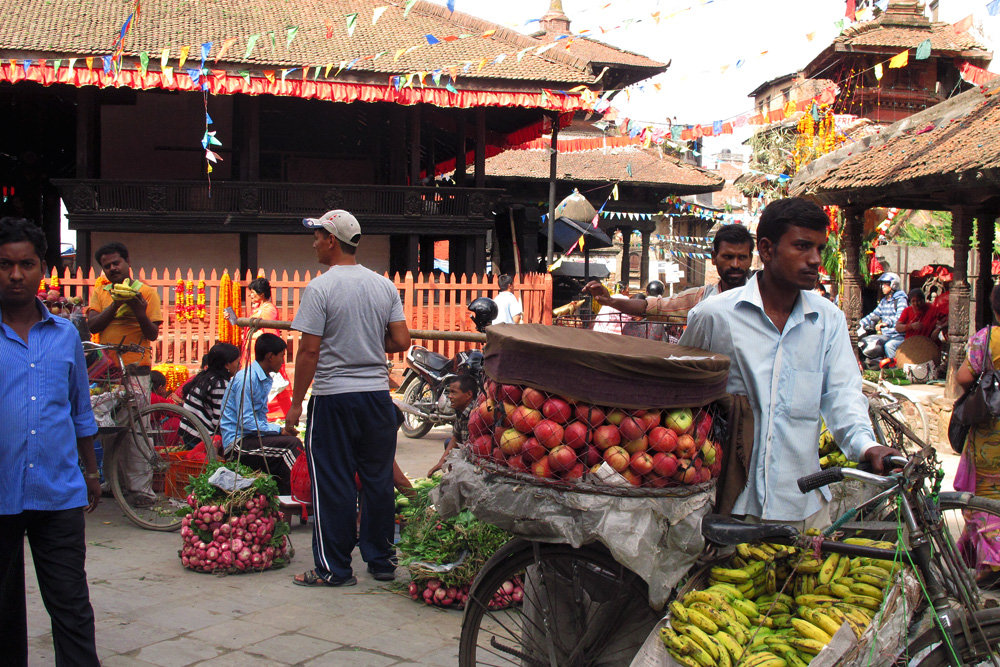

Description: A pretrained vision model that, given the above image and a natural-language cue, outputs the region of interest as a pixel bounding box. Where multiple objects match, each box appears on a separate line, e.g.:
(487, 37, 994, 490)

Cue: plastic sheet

(433, 451, 714, 608)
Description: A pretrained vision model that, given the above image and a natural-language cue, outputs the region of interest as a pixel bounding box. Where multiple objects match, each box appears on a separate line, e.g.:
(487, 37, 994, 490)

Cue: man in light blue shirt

(680, 198, 898, 528)
(0, 217, 100, 666)
(221, 333, 302, 494)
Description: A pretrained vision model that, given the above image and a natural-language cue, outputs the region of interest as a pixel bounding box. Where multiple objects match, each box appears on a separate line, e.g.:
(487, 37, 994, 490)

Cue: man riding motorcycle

(858, 272, 908, 360)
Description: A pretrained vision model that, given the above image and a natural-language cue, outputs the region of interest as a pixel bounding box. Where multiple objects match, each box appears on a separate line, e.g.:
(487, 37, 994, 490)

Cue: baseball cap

(302, 210, 362, 247)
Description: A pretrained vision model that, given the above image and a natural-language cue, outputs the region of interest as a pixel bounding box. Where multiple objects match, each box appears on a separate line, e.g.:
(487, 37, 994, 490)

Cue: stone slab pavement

(24, 426, 461, 667)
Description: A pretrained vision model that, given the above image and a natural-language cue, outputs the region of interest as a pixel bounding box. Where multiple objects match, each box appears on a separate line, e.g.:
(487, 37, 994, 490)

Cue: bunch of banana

(817, 424, 858, 470)
(663, 587, 764, 667)
(110, 279, 141, 302)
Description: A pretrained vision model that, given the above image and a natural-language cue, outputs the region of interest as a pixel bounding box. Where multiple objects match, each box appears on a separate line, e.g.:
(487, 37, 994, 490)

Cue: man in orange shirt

(87, 243, 162, 368)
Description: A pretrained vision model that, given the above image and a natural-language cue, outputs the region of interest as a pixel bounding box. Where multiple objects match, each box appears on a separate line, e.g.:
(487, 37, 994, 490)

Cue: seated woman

(220, 334, 302, 494)
(178, 343, 240, 449)
(148, 370, 181, 448)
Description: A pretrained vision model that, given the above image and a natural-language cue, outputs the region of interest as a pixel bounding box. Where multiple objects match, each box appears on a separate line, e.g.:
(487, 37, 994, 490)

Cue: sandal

(293, 569, 357, 587)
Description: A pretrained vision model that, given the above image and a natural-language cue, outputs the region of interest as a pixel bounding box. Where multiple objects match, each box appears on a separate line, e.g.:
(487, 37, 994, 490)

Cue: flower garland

(197, 280, 207, 320)
(218, 271, 233, 343)
(185, 280, 195, 320)
(152, 363, 189, 393)
(175, 279, 186, 319)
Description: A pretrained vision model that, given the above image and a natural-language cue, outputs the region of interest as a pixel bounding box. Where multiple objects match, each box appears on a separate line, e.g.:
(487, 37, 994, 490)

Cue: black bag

(950, 325, 1000, 453)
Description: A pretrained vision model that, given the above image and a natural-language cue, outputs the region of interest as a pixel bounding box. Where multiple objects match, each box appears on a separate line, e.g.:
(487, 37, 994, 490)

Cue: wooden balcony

(53, 180, 503, 235)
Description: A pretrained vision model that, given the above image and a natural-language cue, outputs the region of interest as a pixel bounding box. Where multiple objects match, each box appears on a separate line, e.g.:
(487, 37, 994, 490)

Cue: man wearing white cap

(285, 210, 411, 587)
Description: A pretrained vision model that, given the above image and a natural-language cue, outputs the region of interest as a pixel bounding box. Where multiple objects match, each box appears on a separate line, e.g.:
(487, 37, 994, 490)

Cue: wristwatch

(83, 472, 100, 480)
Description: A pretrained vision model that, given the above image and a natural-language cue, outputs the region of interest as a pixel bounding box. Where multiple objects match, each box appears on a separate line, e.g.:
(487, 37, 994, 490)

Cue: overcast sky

(430, 0, 998, 128)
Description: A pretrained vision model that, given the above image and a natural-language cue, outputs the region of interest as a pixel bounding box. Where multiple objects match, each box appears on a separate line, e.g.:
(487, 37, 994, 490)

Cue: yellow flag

(874, 63, 883, 80)
(611, 184, 619, 200)
(888, 50, 908, 69)
(179, 45, 190, 70)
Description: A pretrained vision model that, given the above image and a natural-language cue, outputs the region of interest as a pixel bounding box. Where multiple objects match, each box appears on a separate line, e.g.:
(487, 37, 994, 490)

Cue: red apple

(629, 451, 654, 476)
(695, 411, 713, 446)
(575, 404, 606, 427)
(476, 398, 496, 424)
(468, 435, 493, 458)
(622, 470, 643, 487)
(507, 454, 529, 473)
(563, 421, 590, 449)
(648, 427, 679, 453)
(674, 461, 699, 485)
(698, 467, 713, 483)
(623, 436, 649, 455)
(468, 411, 488, 439)
(676, 434, 697, 459)
(510, 406, 543, 434)
(499, 428, 527, 457)
(603, 445, 630, 473)
(542, 398, 572, 424)
(664, 408, 694, 433)
(521, 387, 547, 410)
(498, 402, 516, 427)
(563, 463, 587, 481)
(582, 444, 603, 467)
(548, 444, 578, 472)
(534, 420, 565, 449)
(647, 473, 672, 488)
(592, 425, 621, 451)
(532, 456, 554, 479)
(521, 437, 547, 463)
(484, 379, 498, 400)
(606, 409, 627, 426)
(652, 452, 679, 478)
(641, 410, 661, 431)
(491, 447, 505, 464)
(499, 384, 523, 405)
(46, 289, 60, 302)
(619, 416, 648, 441)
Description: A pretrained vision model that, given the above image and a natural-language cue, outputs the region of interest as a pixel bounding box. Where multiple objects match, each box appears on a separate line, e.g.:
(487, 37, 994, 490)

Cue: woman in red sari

(248, 277, 292, 418)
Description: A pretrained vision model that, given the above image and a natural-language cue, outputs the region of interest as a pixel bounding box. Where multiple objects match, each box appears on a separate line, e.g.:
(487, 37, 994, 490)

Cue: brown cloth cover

(715, 394, 755, 516)
(483, 324, 731, 410)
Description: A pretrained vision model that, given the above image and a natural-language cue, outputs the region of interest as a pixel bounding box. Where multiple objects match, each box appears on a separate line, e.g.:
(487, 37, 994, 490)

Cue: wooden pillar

(388, 106, 407, 185)
(239, 233, 259, 276)
(75, 87, 99, 179)
(76, 231, 91, 274)
(639, 230, 652, 288)
(473, 234, 487, 275)
(234, 96, 260, 181)
(449, 236, 476, 278)
(546, 113, 560, 264)
(474, 108, 486, 189)
(842, 205, 866, 354)
(455, 112, 467, 187)
(409, 105, 421, 186)
(418, 235, 435, 274)
(976, 207, 997, 330)
(947, 206, 975, 399)
(620, 228, 633, 287)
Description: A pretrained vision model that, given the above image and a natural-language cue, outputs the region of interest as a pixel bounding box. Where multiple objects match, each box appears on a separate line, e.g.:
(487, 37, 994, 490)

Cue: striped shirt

(1, 300, 98, 514)
(179, 374, 228, 445)
(859, 290, 908, 342)
(680, 274, 877, 521)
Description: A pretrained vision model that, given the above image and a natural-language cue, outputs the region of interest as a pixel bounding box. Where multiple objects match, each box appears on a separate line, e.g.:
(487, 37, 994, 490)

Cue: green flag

(245, 34, 259, 58)
(915, 39, 931, 60)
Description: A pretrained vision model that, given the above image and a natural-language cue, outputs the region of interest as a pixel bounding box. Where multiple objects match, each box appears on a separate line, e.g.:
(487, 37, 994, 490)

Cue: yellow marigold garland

(197, 280, 207, 320)
(152, 363, 190, 392)
(185, 280, 195, 320)
(218, 270, 232, 343)
(175, 279, 186, 319)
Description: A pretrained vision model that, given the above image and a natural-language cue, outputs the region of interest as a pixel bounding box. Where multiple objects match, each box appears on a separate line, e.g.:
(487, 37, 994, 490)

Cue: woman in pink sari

(248, 278, 292, 418)
(956, 284, 1000, 580)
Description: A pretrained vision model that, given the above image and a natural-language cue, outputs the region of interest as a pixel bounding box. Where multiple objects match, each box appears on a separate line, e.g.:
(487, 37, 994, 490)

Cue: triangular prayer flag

(347, 58, 361, 70)
(160, 48, 169, 69)
(68, 58, 77, 73)
(403, 0, 417, 17)
(325, 63, 335, 77)
(286, 27, 298, 49)
(806, 32, 816, 42)
(477, 58, 487, 72)
(990, 0, 1000, 17)
(245, 34, 259, 58)
(394, 49, 406, 62)
(953, 14, 974, 33)
(263, 70, 275, 84)
(52, 59, 61, 78)
(216, 38, 237, 63)
(102, 56, 112, 73)
(446, 0, 456, 11)
(373, 6, 388, 24)
(200, 43, 212, 67)
(162, 66, 174, 84)
(426, 34, 440, 45)
(374, 52, 386, 62)
(432, 71, 442, 86)
(888, 49, 908, 68)
(238, 70, 250, 86)
(611, 184, 619, 201)
(517, 48, 530, 62)
(179, 45, 190, 70)
(138, 52, 148, 75)
(336, 61, 347, 76)
(325, 19, 334, 39)
(302, 66, 310, 80)
(187, 68, 201, 84)
(915, 39, 931, 60)
(346, 13, 358, 36)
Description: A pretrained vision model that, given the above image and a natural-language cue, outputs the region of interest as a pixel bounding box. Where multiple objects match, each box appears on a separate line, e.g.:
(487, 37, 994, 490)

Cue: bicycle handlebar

(796, 454, 907, 494)
(82, 341, 147, 354)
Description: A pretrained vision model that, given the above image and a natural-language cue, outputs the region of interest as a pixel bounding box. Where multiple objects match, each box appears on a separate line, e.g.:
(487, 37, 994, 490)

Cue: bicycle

(85, 342, 215, 531)
(862, 361, 929, 450)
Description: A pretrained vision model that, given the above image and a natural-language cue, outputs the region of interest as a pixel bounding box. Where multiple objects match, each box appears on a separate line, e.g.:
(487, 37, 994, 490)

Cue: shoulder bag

(949, 325, 1000, 453)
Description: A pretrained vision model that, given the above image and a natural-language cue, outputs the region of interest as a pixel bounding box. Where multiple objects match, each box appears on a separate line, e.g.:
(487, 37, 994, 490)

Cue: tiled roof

(474, 145, 725, 192)
(0, 0, 613, 85)
(558, 36, 666, 70)
(790, 77, 1000, 202)
(835, 16, 985, 53)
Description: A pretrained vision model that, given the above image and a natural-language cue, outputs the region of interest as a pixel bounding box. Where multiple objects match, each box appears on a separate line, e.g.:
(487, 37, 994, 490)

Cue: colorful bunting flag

(160, 48, 169, 69)
(446, 0, 456, 11)
(286, 27, 298, 49)
(199, 43, 212, 67)
(179, 45, 190, 70)
(372, 6, 387, 24)
(162, 66, 173, 84)
(888, 49, 909, 68)
(346, 13, 358, 37)
(263, 70, 275, 84)
(426, 34, 440, 45)
(403, 0, 417, 18)
(102, 56, 112, 73)
(990, 0, 1000, 16)
(217, 37, 237, 62)
(915, 39, 931, 60)
(245, 35, 259, 58)
(325, 19, 334, 39)
(953, 14, 974, 33)
(138, 52, 148, 75)
(874, 63, 883, 80)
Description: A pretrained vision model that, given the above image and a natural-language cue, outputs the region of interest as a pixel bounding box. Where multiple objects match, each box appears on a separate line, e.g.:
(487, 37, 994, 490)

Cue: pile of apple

(465, 381, 721, 488)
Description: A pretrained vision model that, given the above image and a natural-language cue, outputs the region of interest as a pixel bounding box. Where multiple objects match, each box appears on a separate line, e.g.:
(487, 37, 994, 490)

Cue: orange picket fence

(52, 268, 552, 380)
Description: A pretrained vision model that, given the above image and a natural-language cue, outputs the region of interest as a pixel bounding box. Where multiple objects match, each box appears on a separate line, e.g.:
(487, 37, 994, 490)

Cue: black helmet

(468, 297, 498, 333)
(645, 280, 665, 297)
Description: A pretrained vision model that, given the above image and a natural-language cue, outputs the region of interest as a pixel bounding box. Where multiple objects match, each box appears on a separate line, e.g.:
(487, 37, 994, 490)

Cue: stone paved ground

(25, 427, 461, 667)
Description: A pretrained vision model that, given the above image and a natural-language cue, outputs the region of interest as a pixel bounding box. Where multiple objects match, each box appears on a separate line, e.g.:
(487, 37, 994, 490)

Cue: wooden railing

(53, 268, 552, 378)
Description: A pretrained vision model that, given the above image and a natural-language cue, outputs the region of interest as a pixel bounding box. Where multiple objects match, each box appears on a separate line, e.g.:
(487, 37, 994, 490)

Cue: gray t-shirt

(292, 264, 406, 396)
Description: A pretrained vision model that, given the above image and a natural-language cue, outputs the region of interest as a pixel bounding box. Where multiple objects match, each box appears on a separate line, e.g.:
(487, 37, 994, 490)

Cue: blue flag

(446, 0, 456, 11)
(989, 0, 1000, 16)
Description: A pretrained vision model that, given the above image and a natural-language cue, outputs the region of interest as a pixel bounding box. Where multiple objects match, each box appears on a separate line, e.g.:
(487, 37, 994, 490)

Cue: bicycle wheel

(400, 379, 433, 439)
(936, 493, 1000, 602)
(905, 608, 1000, 666)
(107, 403, 215, 531)
(890, 392, 929, 444)
(458, 538, 659, 667)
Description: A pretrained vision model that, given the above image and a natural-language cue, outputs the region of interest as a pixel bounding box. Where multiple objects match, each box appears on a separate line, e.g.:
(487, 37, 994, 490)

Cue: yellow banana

(812, 584, 833, 596)
(732, 598, 759, 619)
(817, 553, 840, 585)
(802, 574, 816, 594)
(670, 601, 689, 623)
(849, 583, 885, 601)
(671, 616, 690, 633)
(829, 583, 852, 599)
(833, 577, 855, 587)
(677, 623, 721, 662)
(809, 610, 844, 638)
(853, 573, 889, 588)
(841, 595, 882, 611)
(758, 601, 791, 615)
(795, 594, 839, 607)
(848, 566, 891, 581)
(831, 556, 851, 582)
(765, 568, 777, 595)
(684, 638, 717, 667)
(706, 634, 732, 667)
(842, 537, 878, 546)
(708, 584, 743, 601)
(660, 627, 691, 653)
(690, 602, 730, 629)
(769, 614, 793, 629)
(685, 590, 728, 610)
(721, 620, 749, 645)
(743, 559, 768, 579)
(781, 647, 810, 667)
(825, 608, 865, 639)
(711, 567, 751, 584)
(837, 604, 874, 623)
(785, 636, 827, 655)
(868, 559, 903, 575)
(686, 608, 720, 635)
(741, 652, 787, 667)
(790, 618, 833, 644)
(715, 628, 745, 663)
(748, 546, 775, 562)
(794, 559, 822, 574)
(737, 543, 755, 560)
(667, 649, 702, 667)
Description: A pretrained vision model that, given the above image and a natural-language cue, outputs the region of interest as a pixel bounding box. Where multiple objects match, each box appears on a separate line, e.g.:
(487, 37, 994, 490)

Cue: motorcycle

(857, 325, 891, 370)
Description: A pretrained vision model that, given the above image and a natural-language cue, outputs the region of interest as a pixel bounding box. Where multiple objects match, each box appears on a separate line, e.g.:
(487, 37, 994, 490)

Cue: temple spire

(540, 0, 571, 36)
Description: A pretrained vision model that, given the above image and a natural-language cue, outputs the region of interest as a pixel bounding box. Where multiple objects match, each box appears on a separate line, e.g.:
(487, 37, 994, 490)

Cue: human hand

(85, 477, 102, 513)
(427, 459, 444, 477)
(127, 294, 148, 316)
(581, 281, 611, 305)
(862, 445, 902, 474)
(284, 405, 303, 436)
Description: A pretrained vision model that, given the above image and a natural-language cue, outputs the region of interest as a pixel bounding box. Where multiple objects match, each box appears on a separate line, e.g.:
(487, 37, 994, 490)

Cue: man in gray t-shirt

(285, 209, 410, 588)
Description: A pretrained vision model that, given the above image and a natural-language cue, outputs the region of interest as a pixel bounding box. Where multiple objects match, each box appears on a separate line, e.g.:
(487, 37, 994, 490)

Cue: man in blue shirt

(0, 217, 101, 666)
(680, 198, 898, 529)
(858, 272, 908, 358)
(221, 333, 302, 494)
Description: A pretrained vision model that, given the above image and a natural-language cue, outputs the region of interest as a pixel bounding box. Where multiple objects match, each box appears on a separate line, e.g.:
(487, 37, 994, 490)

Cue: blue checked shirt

(680, 274, 877, 521)
(220, 361, 281, 452)
(1, 300, 98, 514)
(859, 290, 908, 342)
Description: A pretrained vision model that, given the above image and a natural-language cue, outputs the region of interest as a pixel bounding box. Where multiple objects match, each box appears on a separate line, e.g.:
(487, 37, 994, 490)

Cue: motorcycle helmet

(468, 297, 498, 333)
(645, 280, 665, 297)
(877, 272, 901, 291)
